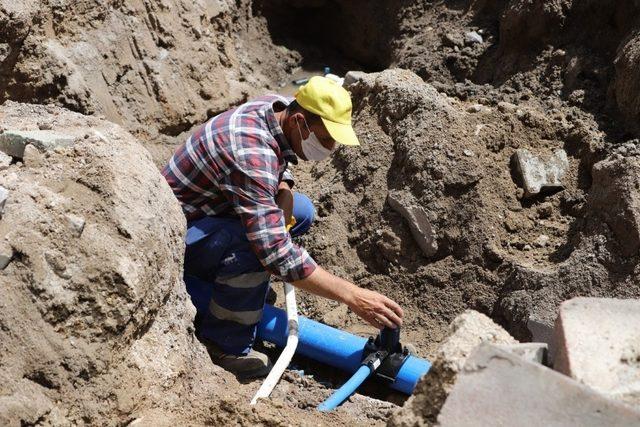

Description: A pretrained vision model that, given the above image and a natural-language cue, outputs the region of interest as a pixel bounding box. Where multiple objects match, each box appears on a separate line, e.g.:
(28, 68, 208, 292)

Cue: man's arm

(292, 266, 404, 329)
(275, 181, 403, 329)
(276, 181, 293, 225)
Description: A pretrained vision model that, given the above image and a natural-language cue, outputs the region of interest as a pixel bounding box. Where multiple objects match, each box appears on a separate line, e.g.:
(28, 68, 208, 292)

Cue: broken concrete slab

(554, 297, 640, 407)
(388, 310, 516, 426)
(0, 130, 76, 159)
(496, 342, 548, 364)
(387, 191, 438, 257)
(437, 343, 640, 427)
(512, 148, 569, 197)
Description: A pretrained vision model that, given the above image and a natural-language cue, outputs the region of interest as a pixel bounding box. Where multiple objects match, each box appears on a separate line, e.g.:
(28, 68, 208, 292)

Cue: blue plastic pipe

(318, 365, 372, 411)
(257, 304, 431, 395)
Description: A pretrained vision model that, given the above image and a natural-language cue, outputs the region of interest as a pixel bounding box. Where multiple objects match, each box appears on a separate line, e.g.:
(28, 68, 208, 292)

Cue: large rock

(388, 310, 517, 426)
(0, 101, 212, 425)
(554, 297, 640, 407)
(437, 343, 640, 427)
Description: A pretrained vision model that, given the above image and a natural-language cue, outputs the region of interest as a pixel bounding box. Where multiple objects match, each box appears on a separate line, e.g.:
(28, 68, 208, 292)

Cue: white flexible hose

(250, 282, 299, 405)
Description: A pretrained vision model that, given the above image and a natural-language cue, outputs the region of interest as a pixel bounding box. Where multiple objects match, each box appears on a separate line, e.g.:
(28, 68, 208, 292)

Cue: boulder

(554, 297, 640, 407)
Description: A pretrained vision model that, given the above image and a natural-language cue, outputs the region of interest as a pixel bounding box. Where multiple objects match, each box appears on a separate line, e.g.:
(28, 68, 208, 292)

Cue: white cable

(250, 282, 299, 405)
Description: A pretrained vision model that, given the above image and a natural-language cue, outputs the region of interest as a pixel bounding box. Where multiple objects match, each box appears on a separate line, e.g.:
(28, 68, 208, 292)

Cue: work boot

(203, 340, 272, 380)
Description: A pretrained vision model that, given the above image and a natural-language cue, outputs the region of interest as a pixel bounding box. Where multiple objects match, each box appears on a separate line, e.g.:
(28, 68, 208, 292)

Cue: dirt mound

(293, 69, 640, 354)
(0, 100, 204, 424)
(0, 0, 298, 148)
(384, 0, 640, 138)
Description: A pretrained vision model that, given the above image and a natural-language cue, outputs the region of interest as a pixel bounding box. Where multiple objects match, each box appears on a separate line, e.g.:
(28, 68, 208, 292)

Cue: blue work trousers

(183, 192, 315, 355)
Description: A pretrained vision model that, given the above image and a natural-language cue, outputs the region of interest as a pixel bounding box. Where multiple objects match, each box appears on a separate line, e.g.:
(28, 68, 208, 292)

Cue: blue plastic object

(318, 365, 372, 411)
(257, 304, 431, 395)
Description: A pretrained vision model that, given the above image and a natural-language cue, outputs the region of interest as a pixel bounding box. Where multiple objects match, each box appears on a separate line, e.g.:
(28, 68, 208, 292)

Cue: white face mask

(297, 118, 333, 161)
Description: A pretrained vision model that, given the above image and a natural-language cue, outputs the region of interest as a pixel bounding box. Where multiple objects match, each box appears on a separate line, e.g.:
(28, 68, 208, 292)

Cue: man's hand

(292, 266, 404, 329)
(344, 286, 403, 329)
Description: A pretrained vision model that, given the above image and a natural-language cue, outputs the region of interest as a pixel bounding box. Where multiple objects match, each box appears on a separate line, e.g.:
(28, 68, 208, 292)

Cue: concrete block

(496, 342, 548, 364)
(0, 130, 75, 159)
(554, 297, 640, 406)
(0, 151, 11, 170)
(387, 191, 438, 257)
(437, 343, 640, 427)
(512, 148, 568, 197)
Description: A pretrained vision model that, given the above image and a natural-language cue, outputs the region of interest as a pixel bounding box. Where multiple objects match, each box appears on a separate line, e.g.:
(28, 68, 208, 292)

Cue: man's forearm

(291, 266, 404, 329)
(292, 265, 357, 305)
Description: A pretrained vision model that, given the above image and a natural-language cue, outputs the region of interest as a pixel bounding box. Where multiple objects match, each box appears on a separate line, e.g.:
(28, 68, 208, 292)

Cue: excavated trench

(2, 0, 640, 424)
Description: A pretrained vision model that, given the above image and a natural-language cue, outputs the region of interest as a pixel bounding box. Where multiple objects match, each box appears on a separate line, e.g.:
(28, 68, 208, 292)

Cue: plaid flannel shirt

(162, 95, 317, 282)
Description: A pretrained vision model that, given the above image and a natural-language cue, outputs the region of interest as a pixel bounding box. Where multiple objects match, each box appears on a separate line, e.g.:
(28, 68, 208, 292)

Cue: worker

(162, 76, 403, 380)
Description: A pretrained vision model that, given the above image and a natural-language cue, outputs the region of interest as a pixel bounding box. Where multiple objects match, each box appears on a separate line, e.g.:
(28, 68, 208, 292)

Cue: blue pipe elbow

(257, 304, 431, 395)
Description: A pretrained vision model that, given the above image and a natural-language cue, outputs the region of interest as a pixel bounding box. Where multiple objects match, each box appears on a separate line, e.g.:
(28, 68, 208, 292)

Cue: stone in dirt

(554, 297, 640, 407)
(343, 70, 367, 87)
(0, 185, 8, 216)
(512, 148, 569, 197)
(66, 214, 86, 238)
(0, 130, 76, 158)
(388, 310, 516, 426)
(0, 240, 13, 269)
(387, 191, 438, 258)
(436, 343, 640, 427)
(0, 151, 11, 170)
(464, 31, 483, 45)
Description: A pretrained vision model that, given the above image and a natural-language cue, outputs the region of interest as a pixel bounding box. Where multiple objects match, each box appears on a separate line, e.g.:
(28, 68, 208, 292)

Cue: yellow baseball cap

(295, 76, 360, 146)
